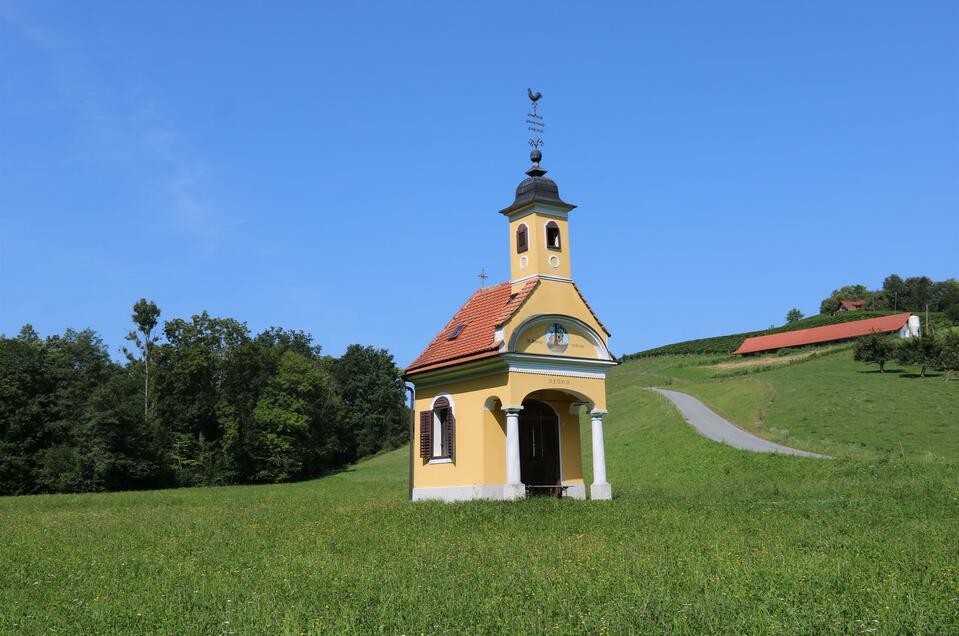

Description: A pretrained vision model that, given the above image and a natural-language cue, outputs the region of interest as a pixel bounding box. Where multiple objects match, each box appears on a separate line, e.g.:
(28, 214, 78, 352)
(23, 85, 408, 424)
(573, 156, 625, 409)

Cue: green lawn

(2, 354, 958, 633)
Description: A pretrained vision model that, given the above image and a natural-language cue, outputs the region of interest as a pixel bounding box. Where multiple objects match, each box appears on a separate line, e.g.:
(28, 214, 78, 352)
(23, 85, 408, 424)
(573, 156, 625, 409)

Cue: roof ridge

(494, 278, 539, 327)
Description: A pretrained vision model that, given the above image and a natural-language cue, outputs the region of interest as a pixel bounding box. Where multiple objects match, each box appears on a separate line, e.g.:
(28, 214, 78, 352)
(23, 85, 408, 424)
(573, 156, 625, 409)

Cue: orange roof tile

(734, 313, 911, 355)
(405, 279, 538, 374)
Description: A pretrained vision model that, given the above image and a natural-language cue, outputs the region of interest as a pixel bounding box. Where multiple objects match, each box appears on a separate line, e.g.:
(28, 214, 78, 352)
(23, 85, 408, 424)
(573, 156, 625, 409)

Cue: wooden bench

(525, 484, 569, 498)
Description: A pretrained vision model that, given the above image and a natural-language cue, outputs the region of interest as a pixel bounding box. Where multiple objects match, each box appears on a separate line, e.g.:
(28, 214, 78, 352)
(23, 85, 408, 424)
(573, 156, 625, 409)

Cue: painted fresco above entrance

(510, 315, 613, 361)
(545, 323, 569, 353)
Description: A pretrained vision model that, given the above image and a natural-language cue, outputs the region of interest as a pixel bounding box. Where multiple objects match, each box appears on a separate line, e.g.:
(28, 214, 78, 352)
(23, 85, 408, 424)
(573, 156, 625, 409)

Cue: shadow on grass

(898, 372, 943, 379)
(857, 368, 905, 374)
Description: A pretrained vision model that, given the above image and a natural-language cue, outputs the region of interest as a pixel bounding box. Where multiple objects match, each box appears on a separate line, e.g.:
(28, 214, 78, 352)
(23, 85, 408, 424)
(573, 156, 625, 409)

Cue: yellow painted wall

(505, 372, 607, 411)
(413, 372, 508, 489)
(482, 402, 507, 484)
(413, 372, 600, 489)
(504, 278, 608, 351)
(508, 212, 571, 281)
(559, 407, 585, 486)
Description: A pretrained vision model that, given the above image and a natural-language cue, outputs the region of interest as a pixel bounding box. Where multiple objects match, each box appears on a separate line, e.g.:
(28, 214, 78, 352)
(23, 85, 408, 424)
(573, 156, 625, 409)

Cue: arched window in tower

(516, 223, 528, 253)
(545, 221, 562, 250)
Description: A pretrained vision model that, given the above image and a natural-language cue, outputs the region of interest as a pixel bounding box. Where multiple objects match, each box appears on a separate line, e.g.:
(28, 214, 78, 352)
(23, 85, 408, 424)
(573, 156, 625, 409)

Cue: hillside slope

(622, 347, 959, 460)
(626, 311, 950, 357)
(1, 358, 958, 633)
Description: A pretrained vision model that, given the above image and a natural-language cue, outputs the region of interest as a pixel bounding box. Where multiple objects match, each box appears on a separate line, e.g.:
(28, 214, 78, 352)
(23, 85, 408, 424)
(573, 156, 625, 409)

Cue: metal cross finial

(526, 88, 544, 151)
(478, 267, 489, 287)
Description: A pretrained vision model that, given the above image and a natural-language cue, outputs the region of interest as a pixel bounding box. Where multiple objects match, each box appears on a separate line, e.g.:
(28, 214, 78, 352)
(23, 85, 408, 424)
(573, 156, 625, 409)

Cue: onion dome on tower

(499, 148, 576, 215)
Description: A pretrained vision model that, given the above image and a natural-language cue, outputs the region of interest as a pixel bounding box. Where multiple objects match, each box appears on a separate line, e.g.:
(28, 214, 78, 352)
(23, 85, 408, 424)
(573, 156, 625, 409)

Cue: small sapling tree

(895, 332, 941, 378)
(122, 299, 161, 417)
(786, 308, 804, 323)
(853, 331, 897, 373)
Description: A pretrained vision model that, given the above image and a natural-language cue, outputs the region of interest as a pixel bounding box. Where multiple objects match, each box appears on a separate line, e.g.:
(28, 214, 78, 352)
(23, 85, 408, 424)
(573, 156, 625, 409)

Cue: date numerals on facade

(547, 377, 571, 386)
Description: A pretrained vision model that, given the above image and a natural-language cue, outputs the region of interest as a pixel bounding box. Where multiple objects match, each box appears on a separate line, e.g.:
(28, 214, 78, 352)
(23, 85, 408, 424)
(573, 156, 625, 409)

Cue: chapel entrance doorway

(519, 399, 561, 496)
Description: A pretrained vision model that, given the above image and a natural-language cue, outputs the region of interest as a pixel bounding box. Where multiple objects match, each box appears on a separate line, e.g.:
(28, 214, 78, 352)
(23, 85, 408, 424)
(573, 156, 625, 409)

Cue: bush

(937, 331, 959, 381)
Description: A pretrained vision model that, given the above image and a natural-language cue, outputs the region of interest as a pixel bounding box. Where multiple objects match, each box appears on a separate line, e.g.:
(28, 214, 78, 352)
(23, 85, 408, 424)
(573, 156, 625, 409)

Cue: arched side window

(516, 223, 529, 253)
(545, 221, 561, 250)
(419, 396, 455, 462)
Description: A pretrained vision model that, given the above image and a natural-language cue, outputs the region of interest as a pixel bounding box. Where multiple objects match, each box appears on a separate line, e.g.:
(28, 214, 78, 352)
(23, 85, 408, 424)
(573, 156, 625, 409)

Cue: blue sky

(1, 1, 957, 365)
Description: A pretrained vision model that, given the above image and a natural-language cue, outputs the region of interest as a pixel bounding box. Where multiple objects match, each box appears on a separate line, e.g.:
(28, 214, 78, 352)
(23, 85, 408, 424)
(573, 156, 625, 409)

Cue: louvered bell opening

(516, 224, 528, 253)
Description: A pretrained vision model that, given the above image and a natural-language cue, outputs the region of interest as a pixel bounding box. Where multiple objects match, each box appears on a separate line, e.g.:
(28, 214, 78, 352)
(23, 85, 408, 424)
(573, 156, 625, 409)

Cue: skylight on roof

(448, 324, 466, 340)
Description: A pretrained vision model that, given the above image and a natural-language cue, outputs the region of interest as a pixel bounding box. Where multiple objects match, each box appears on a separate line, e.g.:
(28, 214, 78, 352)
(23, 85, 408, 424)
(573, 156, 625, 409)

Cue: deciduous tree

(250, 350, 338, 482)
(895, 333, 941, 378)
(332, 345, 407, 462)
(853, 331, 897, 373)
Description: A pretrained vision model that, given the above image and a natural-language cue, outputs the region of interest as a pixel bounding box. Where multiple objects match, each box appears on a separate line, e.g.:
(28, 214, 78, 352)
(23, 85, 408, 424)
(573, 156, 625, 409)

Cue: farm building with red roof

(838, 299, 866, 312)
(734, 313, 919, 355)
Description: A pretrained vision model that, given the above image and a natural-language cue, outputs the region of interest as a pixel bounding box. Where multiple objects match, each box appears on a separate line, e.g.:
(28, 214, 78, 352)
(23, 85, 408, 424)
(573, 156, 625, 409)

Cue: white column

(590, 409, 612, 500)
(503, 405, 525, 499)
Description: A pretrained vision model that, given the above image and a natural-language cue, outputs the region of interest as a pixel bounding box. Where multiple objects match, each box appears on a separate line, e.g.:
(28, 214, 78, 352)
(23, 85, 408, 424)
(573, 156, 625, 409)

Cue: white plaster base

(412, 485, 514, 502)
(412, 483, 594, 502)
(590, 482, 612, 500)
(503, 483, 526, 500)
(563, 482, 587, 500)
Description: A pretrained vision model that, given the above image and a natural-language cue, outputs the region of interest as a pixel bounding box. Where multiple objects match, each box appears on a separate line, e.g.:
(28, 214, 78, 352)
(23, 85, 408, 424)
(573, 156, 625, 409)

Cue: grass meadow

(2, 350, 958, 633)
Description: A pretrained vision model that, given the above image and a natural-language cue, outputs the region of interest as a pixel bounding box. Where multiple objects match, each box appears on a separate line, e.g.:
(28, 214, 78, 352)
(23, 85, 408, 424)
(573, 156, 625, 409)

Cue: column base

(563, 482, 587, 500)
(590, 482, 612, 500)
(503, 483, 526, 500)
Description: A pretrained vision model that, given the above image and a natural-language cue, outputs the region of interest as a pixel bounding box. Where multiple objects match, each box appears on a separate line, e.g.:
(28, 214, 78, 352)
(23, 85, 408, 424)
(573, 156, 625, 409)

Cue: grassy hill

(2, 350, 958, 633)
(624, 311, 952, 357)
(622, 347, 959, 460)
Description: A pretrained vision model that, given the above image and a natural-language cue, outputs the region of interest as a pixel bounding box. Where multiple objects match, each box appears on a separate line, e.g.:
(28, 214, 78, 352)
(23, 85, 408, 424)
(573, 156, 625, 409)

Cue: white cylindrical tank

(907, 315, 921, 337)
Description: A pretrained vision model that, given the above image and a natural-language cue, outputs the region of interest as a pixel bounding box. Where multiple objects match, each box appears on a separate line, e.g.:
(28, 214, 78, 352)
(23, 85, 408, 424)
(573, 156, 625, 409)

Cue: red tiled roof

(839, 299, 866, 310)
(734, 313, 911, 355)
(405, 279, 538, 374)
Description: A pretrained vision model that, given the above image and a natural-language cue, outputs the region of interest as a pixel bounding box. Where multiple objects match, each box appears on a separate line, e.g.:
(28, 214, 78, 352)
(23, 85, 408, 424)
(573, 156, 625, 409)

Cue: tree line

(0, 300, 409, 496)
(854, 330, 959, 379)
(820, 275, 959, 320)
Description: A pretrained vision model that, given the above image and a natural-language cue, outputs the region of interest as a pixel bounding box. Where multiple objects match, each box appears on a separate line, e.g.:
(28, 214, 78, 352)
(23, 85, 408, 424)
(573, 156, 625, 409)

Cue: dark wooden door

(519, 400, 560, 495)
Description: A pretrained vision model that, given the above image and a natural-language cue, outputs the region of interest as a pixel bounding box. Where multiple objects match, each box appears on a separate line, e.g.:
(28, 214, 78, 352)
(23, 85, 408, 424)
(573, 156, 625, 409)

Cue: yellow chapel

(404, 95, 615, 501)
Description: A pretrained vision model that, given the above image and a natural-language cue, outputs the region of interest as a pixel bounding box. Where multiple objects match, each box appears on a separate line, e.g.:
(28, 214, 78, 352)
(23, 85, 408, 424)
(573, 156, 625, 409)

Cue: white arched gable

(507, 314, 613, 361)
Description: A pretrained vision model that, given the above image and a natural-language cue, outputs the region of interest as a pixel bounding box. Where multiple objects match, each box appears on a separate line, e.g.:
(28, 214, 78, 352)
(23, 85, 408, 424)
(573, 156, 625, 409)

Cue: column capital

(502, 405, 525, 414)
(589, 408, 607, 419)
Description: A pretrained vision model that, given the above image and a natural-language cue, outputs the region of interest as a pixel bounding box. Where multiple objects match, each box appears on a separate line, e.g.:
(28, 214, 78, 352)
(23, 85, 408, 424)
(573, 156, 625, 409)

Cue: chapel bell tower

(499, 91, 576, 287)
(403, 88, 615, 503)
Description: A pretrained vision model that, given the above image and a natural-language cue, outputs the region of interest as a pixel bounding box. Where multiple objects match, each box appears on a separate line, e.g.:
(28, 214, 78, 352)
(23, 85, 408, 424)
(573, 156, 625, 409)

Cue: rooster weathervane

(526, 88, 544, 152)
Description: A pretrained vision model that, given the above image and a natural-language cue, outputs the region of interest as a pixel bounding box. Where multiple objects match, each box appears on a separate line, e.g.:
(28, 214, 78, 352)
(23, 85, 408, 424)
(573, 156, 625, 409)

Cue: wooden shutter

(517, 224, 528, 253)
(445, 410, 456, 463)
(419, 411, 433, 459)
